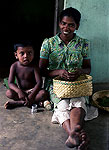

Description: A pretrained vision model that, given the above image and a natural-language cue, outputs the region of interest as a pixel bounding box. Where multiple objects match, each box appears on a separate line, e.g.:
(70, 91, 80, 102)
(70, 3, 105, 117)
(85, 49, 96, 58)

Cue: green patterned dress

(40, 33, 90, 104)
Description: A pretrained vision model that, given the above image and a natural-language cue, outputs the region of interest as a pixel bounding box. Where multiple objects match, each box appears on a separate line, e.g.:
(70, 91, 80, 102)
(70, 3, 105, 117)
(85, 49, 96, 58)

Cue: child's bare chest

(16, 66, 35, 80)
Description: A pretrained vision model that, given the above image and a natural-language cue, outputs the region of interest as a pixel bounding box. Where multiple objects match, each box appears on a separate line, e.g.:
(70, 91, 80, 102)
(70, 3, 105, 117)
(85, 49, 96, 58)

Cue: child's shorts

(51, 97, 87, 125)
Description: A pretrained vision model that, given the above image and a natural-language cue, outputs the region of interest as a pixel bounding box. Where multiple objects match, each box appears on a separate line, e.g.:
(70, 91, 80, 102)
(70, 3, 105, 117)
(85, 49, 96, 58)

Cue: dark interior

(0, 0, 55, 77)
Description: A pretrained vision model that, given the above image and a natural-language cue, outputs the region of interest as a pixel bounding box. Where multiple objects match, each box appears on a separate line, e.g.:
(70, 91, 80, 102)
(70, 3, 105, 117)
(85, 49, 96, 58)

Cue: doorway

(0, 0, 64, 77)
(0, 0, 55, 67)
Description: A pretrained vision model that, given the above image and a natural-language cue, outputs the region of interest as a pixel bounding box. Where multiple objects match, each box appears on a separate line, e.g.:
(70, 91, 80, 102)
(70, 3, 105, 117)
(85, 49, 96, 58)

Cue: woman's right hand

(58, 69, 79, 81)
(58, 69, 70, 80)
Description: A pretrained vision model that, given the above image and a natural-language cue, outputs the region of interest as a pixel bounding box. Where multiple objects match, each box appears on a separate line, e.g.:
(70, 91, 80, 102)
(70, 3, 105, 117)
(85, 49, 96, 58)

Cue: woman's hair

(59, 7, 81, 24)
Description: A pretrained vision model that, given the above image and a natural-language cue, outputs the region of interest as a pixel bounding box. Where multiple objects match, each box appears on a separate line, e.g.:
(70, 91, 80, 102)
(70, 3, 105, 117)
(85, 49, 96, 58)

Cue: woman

(39, 7, 96, 150)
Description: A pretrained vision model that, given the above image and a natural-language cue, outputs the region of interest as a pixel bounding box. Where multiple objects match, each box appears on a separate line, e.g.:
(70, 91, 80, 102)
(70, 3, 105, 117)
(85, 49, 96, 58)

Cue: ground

(0, 79, 109, 150)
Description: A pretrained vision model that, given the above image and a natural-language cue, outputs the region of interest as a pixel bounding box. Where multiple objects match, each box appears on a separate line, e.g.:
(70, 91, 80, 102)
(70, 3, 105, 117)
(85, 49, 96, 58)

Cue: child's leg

(34, 89, 48, 104)
(4, 89, 25, 109)
(6, 89, 19, 100)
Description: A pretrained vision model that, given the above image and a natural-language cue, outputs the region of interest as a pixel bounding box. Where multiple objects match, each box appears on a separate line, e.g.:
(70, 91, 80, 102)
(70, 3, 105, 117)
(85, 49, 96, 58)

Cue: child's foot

(4, 101, 25, 109)
(65, 125, 81, 148)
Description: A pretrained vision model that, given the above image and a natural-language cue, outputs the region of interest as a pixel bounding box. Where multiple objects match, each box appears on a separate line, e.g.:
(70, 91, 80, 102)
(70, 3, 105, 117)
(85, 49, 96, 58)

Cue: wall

(64, 0, 109, 83)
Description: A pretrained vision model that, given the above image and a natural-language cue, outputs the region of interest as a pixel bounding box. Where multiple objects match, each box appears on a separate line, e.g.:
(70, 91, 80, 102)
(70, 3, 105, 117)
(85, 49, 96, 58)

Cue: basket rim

(53, 74, 92, 85)
(92, 90, 109, 111)
(92, 90, 109, 99)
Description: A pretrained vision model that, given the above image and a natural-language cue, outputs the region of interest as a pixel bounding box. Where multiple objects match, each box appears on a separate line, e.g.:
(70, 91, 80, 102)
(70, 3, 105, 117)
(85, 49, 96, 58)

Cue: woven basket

(53, 74, 93, 98)
(92, 90, 109, 112)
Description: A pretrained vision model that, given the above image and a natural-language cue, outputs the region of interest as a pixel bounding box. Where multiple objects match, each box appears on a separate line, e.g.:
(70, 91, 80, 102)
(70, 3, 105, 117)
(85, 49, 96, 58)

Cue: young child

(4, 40, 48, 109)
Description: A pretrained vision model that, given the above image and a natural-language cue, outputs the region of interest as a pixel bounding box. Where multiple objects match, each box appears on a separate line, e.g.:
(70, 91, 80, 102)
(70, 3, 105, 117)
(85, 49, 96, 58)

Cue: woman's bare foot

(77, 129, 89, 150)
(4, 100, 25, 109)
(65, 125, 89, 149)
(65, 134, 80, 148)
(65, 125, 81, 148)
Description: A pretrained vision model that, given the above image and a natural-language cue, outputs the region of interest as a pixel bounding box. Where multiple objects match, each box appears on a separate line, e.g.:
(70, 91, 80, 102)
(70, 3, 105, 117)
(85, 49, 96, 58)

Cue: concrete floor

(0, 78, 109, 150)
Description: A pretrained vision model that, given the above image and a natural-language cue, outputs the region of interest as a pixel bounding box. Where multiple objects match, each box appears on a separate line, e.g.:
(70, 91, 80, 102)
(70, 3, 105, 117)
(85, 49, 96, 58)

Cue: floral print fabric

(40, 33, 90, 103)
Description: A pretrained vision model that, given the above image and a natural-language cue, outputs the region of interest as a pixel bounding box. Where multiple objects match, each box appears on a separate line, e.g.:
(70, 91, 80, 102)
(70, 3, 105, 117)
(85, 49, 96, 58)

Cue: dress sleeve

(40, 38, 50, 59)
(82, 39, 90, 59)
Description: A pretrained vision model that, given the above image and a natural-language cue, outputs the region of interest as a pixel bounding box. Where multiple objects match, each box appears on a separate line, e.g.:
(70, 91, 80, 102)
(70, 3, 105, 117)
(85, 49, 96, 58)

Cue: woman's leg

(70, 107, 85, 129)
(52, 98, 89, 149)
(64, 107, 89, 149)
(62, 107, 85, 148)
(62, 119, 71, 135)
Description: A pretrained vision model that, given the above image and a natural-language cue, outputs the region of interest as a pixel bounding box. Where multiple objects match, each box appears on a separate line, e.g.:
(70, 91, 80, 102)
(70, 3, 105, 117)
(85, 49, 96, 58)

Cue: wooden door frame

(54, 0, 64, 35)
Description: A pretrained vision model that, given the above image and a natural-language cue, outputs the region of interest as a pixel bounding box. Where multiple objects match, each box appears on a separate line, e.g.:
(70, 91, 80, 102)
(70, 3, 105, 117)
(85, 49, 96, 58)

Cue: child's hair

(59, 7, 81, 24)
(14, 40, 34, 52)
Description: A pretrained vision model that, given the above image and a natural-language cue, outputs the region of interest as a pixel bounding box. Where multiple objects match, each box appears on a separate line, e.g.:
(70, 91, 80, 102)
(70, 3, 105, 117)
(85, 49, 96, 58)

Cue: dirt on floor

(0, 79, 109, 150)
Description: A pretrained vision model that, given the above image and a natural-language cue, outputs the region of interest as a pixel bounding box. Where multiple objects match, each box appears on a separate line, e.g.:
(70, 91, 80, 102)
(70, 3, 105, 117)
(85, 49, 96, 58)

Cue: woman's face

(59, 16, 79, 40)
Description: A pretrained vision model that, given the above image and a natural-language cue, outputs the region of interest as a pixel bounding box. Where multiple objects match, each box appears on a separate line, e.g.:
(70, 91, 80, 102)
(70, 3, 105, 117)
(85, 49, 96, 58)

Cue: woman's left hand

(67, 69, 81, 81)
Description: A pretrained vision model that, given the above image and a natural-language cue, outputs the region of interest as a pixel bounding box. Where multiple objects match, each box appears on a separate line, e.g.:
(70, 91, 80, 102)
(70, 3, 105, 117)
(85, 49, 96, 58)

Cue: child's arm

(28, 66, 42, 104)
(8, 63, 27, 100)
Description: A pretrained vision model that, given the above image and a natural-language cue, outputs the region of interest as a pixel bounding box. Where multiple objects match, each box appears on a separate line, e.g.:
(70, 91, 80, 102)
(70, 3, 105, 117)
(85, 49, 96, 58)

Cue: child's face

(15, 46, 34, 65)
